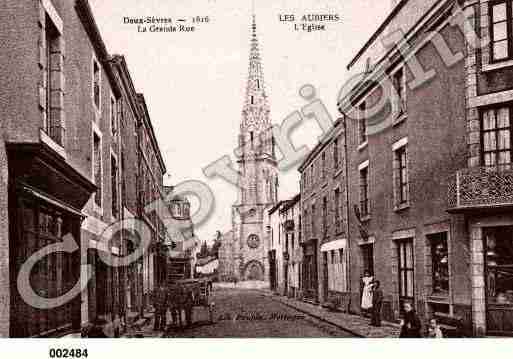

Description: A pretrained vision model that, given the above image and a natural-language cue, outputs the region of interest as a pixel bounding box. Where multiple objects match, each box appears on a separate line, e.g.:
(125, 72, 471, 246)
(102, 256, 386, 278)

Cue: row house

(337, 0, 513, 337)
(0, 0, 168, 337)
(258, 194, 302, 295)
(298, 119, 349, 305)
(267, 200, 288, 293)
(135, 94, 167, 309)
(280, 194, 302, 299)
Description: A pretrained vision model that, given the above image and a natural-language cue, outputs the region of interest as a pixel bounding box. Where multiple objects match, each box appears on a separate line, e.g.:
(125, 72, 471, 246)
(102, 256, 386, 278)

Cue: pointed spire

(241, 13, 270, 131)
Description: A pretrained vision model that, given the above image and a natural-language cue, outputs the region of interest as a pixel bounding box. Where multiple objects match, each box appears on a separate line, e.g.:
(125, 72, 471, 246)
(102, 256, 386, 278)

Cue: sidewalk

(266, 293, 401, 338)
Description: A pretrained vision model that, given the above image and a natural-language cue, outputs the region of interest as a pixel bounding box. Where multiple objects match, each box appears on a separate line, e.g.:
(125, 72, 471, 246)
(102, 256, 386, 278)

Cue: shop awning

(320, 238, 347, 252)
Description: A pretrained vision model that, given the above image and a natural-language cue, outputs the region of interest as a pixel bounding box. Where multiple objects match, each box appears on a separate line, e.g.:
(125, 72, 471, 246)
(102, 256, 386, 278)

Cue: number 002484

(49, 349, 88, 358)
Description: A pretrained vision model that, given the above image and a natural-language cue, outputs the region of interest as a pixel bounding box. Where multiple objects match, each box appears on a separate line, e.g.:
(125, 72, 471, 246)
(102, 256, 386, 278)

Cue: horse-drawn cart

(170, 277, 215, 325)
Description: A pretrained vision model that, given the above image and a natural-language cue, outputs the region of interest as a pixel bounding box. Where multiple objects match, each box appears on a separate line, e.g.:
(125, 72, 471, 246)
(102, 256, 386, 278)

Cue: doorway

(484, 227, 513, 335)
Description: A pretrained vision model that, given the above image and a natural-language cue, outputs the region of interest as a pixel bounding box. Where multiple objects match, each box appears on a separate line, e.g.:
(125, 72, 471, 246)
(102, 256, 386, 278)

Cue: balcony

(448, 166, 513, 213)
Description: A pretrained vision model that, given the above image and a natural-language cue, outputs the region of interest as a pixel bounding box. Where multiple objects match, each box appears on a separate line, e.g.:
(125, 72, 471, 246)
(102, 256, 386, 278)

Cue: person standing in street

(399, 301, 422, 338)
(360, 270, 374, 317)
(370, 280, 383, 327)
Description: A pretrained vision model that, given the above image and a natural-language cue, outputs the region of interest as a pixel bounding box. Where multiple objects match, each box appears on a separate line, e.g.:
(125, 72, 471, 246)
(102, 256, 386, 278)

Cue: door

(484, 227, 513, 335)
(323, 252, 329, 301)
(303, 242, 318, 301)
(361, 244, 374, 275)
(397, 239, 414, 312)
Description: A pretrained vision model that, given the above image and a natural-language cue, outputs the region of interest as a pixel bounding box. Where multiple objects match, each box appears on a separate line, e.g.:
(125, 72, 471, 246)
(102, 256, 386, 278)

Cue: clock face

(247, 234, 260, 249)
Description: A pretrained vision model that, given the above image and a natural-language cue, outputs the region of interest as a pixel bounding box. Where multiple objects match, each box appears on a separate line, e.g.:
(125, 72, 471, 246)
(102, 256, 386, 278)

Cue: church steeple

(241, 15, 270, 133)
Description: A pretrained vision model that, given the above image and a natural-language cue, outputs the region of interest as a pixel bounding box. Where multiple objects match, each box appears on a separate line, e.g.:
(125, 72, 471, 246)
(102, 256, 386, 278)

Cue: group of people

(152, 283, 195, 332)
(360, 271, 383, 327)
(361, 271, 444, 338)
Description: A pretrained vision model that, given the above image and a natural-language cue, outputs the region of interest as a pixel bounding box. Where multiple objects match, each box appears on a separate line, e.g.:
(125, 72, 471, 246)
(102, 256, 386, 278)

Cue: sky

(89, 0, 391, 244)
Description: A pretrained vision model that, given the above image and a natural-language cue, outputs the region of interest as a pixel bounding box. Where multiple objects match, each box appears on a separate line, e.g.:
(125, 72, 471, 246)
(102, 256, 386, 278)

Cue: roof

(280, 193, 300, 213)
(268, 200, 289, 215)
(137, 94, 167, 173)
(110, 55, 140, 118)
(196, 256, 218, 267)
(75, 0, 121, 98)
(298, 117, 344, 172)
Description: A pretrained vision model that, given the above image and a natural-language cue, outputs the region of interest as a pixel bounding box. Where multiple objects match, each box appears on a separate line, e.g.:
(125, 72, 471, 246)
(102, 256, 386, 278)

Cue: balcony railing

(448, 166, 513, 212)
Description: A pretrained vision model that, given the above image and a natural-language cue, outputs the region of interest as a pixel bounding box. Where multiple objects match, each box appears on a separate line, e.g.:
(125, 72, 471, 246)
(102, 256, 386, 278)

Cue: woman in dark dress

(399, 301, 422, 338)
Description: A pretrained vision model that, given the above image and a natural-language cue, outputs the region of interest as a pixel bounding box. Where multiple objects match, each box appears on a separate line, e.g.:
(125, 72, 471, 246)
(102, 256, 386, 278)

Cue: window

(93, 133, 102, 207)
(298, 214, 302, 242)
(111, 97, 117, 136)
(398, 239, 414, 307)
(429, 233, 449, 295)
(393, 67, 407, 114)
(359, 165, 369, 217)
(311, 204, 315, 237)
(394, 144, 409, 206)
(490, 1, 512, 61)
(44, 15, 59, 140)
(322, 152, 326, 180)
(334, 189, 341, 232)
(310, 165, 314, 187)
(304, 209, 308, 239)
(334, 138, 339, 169)
(358, 102, 367, 145)
(322, 197, 327, 237)
(111, 155, 118, 219)
(482, 107, 512, 169)
(484, 227, 513, 306)
(93, 58, 101, 110)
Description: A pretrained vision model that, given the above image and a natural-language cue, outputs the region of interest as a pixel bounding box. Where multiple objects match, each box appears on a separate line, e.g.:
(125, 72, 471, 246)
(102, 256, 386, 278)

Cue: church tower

(231, 15, 278, 281)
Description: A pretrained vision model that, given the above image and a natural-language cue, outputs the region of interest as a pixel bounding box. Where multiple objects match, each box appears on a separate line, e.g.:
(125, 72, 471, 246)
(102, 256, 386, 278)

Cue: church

(218, 15, 278, 282)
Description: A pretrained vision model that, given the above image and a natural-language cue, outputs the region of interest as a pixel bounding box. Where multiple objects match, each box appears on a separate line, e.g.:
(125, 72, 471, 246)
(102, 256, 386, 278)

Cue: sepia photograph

(1, 0, 513, 356)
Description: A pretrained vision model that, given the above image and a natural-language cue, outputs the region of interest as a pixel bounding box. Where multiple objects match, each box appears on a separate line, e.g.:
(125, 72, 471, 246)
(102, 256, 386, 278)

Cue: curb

(265, 293, 399, 338)
(267, 294, 364, 338)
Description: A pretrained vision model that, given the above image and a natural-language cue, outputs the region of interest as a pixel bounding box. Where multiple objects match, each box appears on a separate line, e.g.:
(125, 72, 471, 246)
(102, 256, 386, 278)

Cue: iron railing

(448, 165, 513, 211)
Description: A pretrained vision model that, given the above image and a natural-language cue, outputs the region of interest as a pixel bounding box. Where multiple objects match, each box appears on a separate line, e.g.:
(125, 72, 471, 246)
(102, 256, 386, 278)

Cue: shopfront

(7, 144, 95, 337)
(483, 227, 513, 335)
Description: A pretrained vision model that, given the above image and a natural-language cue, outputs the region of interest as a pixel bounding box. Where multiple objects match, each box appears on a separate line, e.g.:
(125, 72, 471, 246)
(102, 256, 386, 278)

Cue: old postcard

(1, 0, 512, 356)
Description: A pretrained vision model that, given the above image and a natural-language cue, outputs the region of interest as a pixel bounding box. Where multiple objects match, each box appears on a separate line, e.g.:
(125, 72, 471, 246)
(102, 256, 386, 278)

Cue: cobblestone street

(161, 286, 355, 338)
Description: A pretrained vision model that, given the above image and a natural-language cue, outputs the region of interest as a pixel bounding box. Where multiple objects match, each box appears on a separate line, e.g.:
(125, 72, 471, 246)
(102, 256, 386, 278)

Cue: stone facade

(0, 0, 168, 337)
(298, 119, 348, 305)
(230, 16, 277, 282)
(338, 0, 473, 332)
(332, 0, 513, 336)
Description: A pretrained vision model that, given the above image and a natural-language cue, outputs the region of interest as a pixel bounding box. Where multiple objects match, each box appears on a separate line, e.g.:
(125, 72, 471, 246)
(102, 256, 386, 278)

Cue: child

(371, 280, 383, 327)
(399, 301, 422, 338)
(427, 318, 444, 338)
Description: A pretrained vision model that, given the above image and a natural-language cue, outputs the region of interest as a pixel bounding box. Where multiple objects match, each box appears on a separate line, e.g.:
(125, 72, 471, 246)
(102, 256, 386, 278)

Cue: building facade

(267, 201, 287, 293)
(0, 0, 168, 337)
(298, 119, 349, 305)
(230, 16, 278, 282)
(336, 0, 513, 336)
(267, 195, 303, 298)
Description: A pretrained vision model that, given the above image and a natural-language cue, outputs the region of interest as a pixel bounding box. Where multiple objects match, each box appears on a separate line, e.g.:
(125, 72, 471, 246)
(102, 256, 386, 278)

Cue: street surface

(163, 285, 355, 338)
